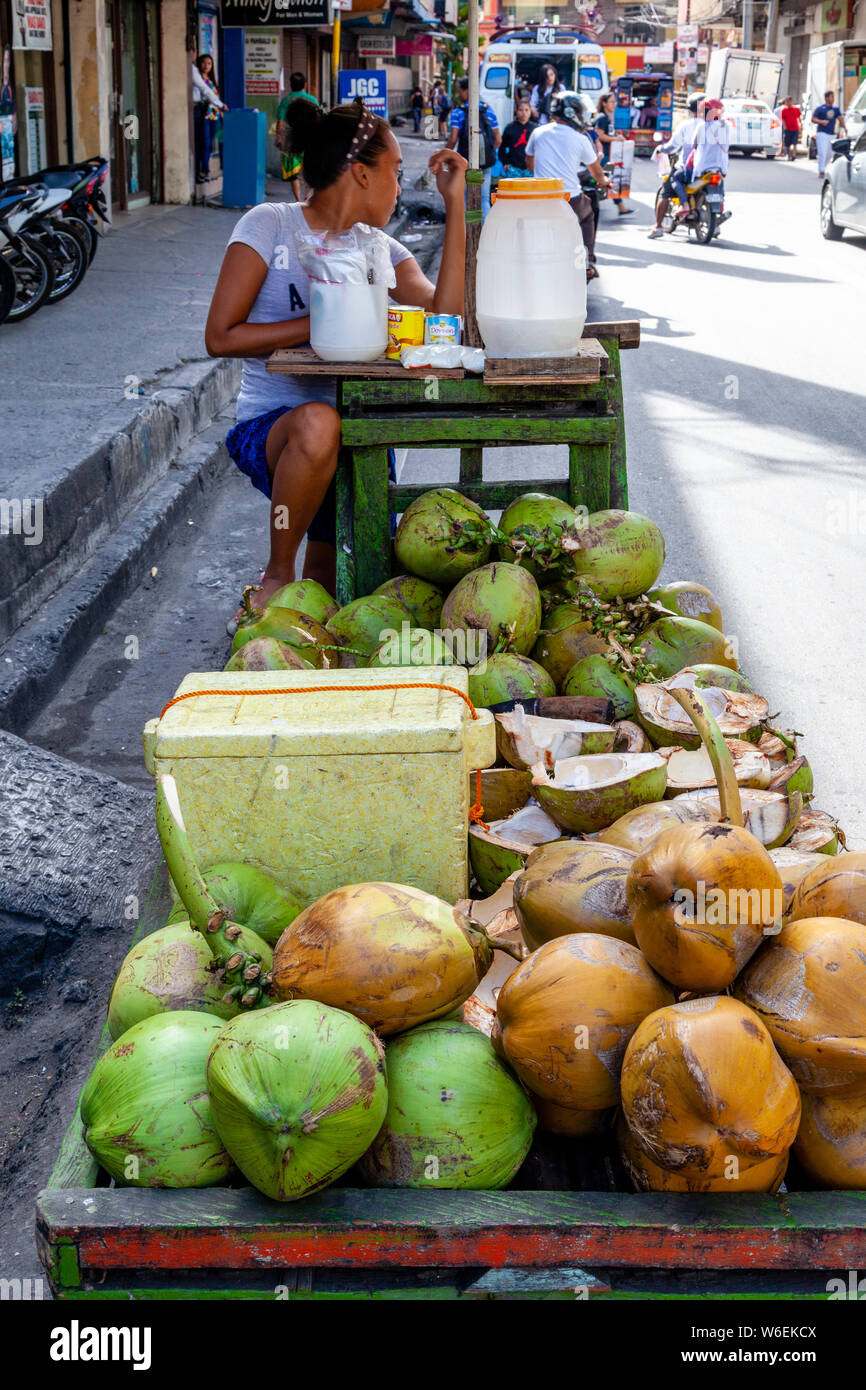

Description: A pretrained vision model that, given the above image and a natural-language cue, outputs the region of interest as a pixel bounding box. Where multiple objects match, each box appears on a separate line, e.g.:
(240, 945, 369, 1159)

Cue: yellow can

(386, 304, 426, 360)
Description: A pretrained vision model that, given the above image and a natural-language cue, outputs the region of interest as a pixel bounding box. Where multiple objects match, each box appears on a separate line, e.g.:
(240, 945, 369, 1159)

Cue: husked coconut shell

(658, 739, 771, 794)
(468, 799, 562, 895)
(636, 673, 768, 750)
(495, 707, 615, 771)
(734, 917, 866, 1092)
(788, 852, 866, 924)
(619, 996, 801, 1187)
(786, 808, 841, 855)
(495, 933, 674, 1111)
(768, 848, 831, 916)
(462, 948, 521, 1038)
(514, 839, 636, 952)
(678, 787, 802, 848)
(598, 797, 720, 855)
(613, 719, 652, 753)
(757, 730, 799, 769)
(627, 822, 783, 991)
(618, 1112, 788, 1194)
(794, 1085, 866, 1190)
(531, 752, 668, 835)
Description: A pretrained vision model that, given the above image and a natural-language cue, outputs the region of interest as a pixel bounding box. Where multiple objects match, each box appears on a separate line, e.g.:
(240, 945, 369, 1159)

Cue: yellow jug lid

(494, 177, 570, 199)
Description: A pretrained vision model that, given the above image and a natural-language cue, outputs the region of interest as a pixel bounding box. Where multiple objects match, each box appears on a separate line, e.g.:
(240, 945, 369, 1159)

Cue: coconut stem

(666, 688, 744, 828)
(155, 774, 269, 1005)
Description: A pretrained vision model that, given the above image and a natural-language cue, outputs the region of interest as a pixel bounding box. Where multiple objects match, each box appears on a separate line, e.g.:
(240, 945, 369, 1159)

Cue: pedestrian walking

(410, 86, 424, 134)
(779, 96, 802, 161)
(525, 92, 611, 281)
(205, 99, 467, 607)
(446, 77, 501, 221)
(530, 64, 564, 125)
(435, 83, 451, 140)
(594, 92, 633, 216)
(191, 54, 227, 184)
(276, 73, 318, 201)
(499, 99, 537, 176)
(812, 91, 847, 176)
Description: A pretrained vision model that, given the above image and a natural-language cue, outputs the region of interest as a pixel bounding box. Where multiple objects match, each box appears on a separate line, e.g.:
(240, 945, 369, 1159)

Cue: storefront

(105, 0, 164, 208)
(0, 0, 59, 179)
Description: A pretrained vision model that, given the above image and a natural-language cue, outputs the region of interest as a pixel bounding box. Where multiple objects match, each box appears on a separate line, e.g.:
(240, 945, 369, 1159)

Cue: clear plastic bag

(297, 223, 397, 288)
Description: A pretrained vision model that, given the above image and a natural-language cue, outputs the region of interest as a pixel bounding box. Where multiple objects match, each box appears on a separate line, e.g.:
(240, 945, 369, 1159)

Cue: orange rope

(159, 681, 488, 827)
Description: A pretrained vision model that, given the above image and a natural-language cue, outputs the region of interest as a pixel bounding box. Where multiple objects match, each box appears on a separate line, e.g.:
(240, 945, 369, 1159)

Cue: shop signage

(357, 34, 396, 56)
(222, 0, 330, 28)
(338, 69, 387, 118)
(12, 0, 52, 51)
(395, 36, 433, 56)
(245, 32, 281, 95)
(820, 0, 853, 30)
(644, 42, 674, 63)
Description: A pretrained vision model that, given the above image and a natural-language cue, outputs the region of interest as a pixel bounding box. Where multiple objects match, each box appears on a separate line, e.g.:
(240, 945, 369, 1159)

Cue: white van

(479, 29, 609, 132)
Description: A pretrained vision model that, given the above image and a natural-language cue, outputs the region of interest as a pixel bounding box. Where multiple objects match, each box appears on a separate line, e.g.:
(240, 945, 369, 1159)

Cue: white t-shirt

(526, 122, 597, 197)
(668, 115, 701, 164)
(227, 201, 411, 421)
(692, 120, 730, 177)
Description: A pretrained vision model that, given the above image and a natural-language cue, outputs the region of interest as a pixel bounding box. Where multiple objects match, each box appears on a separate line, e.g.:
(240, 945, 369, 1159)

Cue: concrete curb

(0, 357, 241, 646)
(0, 426, 234, 734)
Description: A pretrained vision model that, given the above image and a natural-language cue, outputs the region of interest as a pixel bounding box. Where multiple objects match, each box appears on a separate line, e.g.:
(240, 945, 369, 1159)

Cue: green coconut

(467, 653, 555, 708)
(531, 603, 609, 688)
(265, 579, 339, 626)
(107, 921, 275, 1040)
(206, 1000, 388, 1202)
(767, 756, 814, 801)
(80, 1012, 233, 1187)
(368, 628, 457, 668)
(561, 654, 637, 720)
(635, 617, 737, 679)
(166, 861, 303, 946)
(325, 594, 415, 667)
(496, 493, 582, 578)
(532, 752, 668, 835)
(441, 562, 542, 658)
(394, 488, 493, 585)
(688, 664, 755, 693)
(358, 1020, 535, 1189)
(648, 581, 723, 633)
(373, 575, 444, 630)
(231, 606, 332, 665)
(224, 637, 314, 673)
(564, 510, 665, 601)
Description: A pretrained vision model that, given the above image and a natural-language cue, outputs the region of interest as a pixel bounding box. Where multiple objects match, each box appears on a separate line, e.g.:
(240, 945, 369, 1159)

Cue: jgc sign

(221, 0, 330, 27)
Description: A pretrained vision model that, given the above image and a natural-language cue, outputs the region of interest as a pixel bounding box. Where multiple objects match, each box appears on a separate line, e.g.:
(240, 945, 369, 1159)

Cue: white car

(722, 98, 781, 158)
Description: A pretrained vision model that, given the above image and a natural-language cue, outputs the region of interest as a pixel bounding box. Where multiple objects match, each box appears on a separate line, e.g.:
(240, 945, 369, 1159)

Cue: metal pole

(467, 0, 479, 170)
(765, 0, 779, 53)
(742, 0, 753, 51)
(463, 0, 483, 346)
(332, 10, 341, 102)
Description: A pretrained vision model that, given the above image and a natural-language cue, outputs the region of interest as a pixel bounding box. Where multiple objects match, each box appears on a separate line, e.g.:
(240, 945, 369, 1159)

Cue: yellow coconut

(513, 839, 637, 952)
(788, 852, 866, 926)
(619, 996, 801, 1186)
(626, 822, 783, 991)
(495, 933, 673, 1111)
(536, 1098, 612, 1138)
(794, 1085, 866, 1190)
(618, 1112, 788, 1193)
(734, 916, 866, 1092)
(271, 882, 494, 1036)
(768, 848, 830, 916)
(598, 797, 721, 855)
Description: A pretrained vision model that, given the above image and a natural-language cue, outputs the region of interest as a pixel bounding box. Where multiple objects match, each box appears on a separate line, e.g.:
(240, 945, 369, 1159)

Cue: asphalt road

(27, 144, 866, 844)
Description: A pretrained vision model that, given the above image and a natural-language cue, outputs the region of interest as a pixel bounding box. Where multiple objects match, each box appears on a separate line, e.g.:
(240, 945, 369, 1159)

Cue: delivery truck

(705, 47, 785, 107)
(803, 41, 866, 155)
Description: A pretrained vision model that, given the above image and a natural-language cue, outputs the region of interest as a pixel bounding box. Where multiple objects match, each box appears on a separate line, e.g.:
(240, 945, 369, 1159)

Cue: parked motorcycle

(0, 185, 56, 321)
(2, 182, 88, 304)
(9, 157, 110, 265)
(652, 136, 729, 244)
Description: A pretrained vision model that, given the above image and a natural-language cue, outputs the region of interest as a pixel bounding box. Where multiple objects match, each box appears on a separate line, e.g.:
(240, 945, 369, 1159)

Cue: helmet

(549, 91, 588, 130)
(687, 92, 704, 114)
(704, 98, 724, 116)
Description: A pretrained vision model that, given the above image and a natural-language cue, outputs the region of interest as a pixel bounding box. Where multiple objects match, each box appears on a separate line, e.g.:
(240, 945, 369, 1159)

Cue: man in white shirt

(526, 92, 611, 281)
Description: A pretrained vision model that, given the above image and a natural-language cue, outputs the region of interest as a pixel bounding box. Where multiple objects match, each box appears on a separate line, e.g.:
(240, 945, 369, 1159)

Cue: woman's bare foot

(232, 570, 293, 626)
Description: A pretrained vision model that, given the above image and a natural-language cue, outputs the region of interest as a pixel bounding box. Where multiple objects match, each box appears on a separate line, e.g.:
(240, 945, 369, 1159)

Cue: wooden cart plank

(267, 348, 464, 379)
(389, 480, 573, 512)
(483, 343, 606, 386)
(583, 320, 640, 350)
(35, 1188, 866, 1274)
(341, 379, 604, 410)
(341, 415, 617, 447)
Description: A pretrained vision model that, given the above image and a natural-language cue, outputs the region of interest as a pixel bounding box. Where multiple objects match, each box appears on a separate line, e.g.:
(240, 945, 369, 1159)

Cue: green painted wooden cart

(267, 321, 638, 606)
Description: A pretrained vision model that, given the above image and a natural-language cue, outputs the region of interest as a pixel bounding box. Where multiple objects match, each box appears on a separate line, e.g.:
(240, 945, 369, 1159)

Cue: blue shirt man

(446, 77, 501, 220)
(812, 91, 847, 175)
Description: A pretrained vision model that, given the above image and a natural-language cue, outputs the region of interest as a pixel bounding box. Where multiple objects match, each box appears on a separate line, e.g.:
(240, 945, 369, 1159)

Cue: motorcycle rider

(648, 93, 703, 239)
(691, 98, 730, 228)
(526, 91, 611, 282)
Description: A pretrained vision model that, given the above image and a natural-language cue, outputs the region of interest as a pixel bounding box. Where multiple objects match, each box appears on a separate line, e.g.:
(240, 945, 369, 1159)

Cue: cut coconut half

(613, 719, 652, 753)
(768, 848, 832, 915)
(659, 739, 771, 795)
(495, 706, 615, 771)
(463, 948, 522, 1038)
(767, 756, 813, 800)
(757, 730, 799, 769)
(459, 875, 518, 927)
(636, 671, 768, 750)
(679, 787, 803, 849)
(786, 809, 842, 856)
(468, 799, 564, 895)
(531, 752, 667, 835)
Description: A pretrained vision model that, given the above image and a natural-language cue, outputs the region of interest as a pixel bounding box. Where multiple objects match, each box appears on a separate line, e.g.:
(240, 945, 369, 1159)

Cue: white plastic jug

(310, 281, 388, 363)
(476, 178, 587, 359)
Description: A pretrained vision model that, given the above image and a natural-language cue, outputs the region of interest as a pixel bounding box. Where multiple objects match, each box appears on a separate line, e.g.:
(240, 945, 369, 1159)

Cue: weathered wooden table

(267, 320, 639, 606)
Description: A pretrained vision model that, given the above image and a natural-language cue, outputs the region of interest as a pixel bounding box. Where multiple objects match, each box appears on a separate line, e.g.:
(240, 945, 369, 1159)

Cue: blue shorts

(225, 405, 396, 546)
